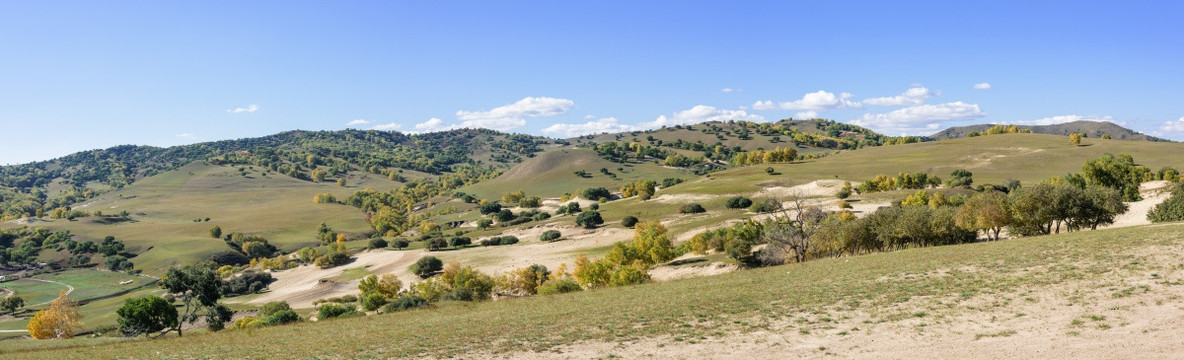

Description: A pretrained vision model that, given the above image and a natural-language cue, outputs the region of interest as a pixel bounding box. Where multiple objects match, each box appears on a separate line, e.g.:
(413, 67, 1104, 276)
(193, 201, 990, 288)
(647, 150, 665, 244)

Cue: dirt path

(1103, 181, 1172, 229)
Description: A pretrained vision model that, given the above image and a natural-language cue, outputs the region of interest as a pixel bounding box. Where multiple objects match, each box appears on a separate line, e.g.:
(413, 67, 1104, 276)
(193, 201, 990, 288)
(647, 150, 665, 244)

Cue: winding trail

(23, 278, 74, 306)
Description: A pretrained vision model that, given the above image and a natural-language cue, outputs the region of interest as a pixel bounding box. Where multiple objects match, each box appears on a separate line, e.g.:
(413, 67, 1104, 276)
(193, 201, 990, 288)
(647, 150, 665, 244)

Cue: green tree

(955, 191, 1012, 240)
(117, 296, 178, 338)
(1081, 153, 1150, 201)
(209, 226, 222, 239)
(1, 296, 24, 315)
(946, 169, 973, 188)
(411, 256, 444, 278)
(575, 211, 604, 228)
(621, 216, 639, 228)
(161, 264, 227, 336)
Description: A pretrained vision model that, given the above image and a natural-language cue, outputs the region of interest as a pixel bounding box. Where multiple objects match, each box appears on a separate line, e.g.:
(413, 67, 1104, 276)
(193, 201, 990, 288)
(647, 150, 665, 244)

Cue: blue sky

(2, 1, 1182, 165)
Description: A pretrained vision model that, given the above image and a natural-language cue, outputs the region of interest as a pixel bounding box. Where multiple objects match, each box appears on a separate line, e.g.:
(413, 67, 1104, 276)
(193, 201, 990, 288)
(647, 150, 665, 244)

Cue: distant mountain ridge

(929, 121, 1168, 142)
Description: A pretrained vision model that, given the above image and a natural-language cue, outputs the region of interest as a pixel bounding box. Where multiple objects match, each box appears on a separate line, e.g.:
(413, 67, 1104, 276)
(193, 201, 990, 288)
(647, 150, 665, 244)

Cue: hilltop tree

(116, 296, 178, 338)
(27, 291, 82, 339)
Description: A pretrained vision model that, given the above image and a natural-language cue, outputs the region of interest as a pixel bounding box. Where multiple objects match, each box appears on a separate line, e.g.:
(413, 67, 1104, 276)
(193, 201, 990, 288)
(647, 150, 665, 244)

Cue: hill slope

(929, 120, 1168, 141)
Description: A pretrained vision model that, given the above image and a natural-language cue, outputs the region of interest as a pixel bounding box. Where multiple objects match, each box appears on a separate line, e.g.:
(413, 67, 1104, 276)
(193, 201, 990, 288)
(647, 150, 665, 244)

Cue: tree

(1069, 133, 1082, 145)
(311, 168, 327, 182)
(496, 209, 514, 222)
(209, 226, 222, 239)
(161, 264, 227, 336)
(621, 216, 639, 228)
(1148, 183, 1184, 223)
(575, 211, 604, 228)
(582, 187, 612, 201)
(1, 296, 24, 315)
(765, 167, 775, 175)
(105, 255, 134, 272)
(358, 274, 402, 298)
(627, 221, 675, 265)
(117, 296, 178, 338)
(477, 219, 492, 230)
(1081, 153, 1150, 201)
(478, 202, 503, 215)
(27, 291, 82, 339)
(368, 238, 388, 249)
(411, 256, 444, 278)
(955, 191, 1012, 240)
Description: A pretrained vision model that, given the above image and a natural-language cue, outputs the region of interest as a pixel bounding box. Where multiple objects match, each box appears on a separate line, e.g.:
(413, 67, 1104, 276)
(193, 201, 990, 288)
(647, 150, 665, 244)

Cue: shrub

(360, 293, 387, 311)
(222, 270, 275, 296)
(838, 200, 853, 209)
(410, 256, 444, 278)
(533, 213, 551, 221)
(477, 219, 493, 229)
(679, 204, 706, 214)
(540, 230, 562, 242)
(749, 198, 782, 213)
(496, 209, 515, 222)
(537, 278, 582, 295)
(382, 296, 429, 312)
(260, 309, 300, 326)
(390, 239, 410, 249)
(367, 238, 388, 249)
(589, 203, 599, 211)
(314, 251, 350, 269)
(448, 236, 471, 247)
(765, 167, 775, 175)
(575, 211, 604, 228)
(1148, 183, 1184, 223)
(317, 303, 358, 319)
(662, 178, 684, 188)
(621, 216, 639, 228)
(725, 196, 753, 209)
(258, 301, 291, 318)
(478, 202, 503, 215)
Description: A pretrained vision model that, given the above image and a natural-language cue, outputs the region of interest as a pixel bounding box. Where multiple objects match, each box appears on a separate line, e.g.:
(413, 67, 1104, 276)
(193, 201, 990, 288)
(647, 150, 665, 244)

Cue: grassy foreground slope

(10, 222, 1184, 359)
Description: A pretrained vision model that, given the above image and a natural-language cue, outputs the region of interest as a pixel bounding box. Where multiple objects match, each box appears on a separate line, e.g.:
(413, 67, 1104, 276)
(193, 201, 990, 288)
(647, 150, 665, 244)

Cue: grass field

(7, 220, 1181, 359)
(1, 162, 376, 275)
(459, 147, 691, 200)
(0, 269, 156, 332)
(673, 133, 1184, 196)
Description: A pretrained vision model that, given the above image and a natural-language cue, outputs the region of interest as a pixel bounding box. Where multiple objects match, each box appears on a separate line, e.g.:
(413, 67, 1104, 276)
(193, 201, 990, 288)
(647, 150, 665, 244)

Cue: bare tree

(760, 191, 827, 264)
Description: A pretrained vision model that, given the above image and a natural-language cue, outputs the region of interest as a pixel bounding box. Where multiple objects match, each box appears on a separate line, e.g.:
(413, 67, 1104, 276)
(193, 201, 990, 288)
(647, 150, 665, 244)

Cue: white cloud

(862, 86, 933, 106)
(413, 118, 452, 132)
(371, 123, 402, 131)
(455, 96, 574, 131)
(176, 133, 195, 139)
(852, 101, 987, 134)
(1161, 116, 1184, 132)
(226, 104, 259, 114)
(583, 114, 596, 119)
(721, 88, 740, 93)
(1013, 114, 1116, 126)
(973, 83, 992, 90)
(642, 105, 764, 128)
(752, 90, 860, 111)
(793, 111, 818, 119)
(346, 119, 371, 126)
(542, 117, 640, 137)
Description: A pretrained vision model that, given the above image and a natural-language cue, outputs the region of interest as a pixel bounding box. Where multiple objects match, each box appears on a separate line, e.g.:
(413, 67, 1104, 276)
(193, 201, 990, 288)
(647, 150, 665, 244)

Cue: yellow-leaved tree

(27, 291, 82, 339)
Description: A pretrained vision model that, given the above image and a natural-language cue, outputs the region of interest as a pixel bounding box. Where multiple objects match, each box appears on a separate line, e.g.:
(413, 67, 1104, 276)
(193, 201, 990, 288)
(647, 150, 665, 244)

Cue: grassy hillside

(672, 133, 1184, 196)
(8, 222, 1182, 358)
(459, 147, 690, 200)
(1, 162, 379, 274)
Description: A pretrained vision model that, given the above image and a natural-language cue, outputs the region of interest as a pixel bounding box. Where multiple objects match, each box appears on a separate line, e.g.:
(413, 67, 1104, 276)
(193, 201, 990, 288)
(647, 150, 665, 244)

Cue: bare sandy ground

(1103, 181, 1172, 229)
(243, 249, 425, 309)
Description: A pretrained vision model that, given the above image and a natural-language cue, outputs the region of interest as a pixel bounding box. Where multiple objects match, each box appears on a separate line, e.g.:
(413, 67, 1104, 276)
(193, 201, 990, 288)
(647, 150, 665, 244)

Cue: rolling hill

(929, 120, 1168, 141)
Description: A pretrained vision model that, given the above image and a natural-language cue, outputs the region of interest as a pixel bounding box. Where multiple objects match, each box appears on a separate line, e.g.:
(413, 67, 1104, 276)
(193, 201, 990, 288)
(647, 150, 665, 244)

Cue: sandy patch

(246, 249, 425, 308)
(1103, 181, 1173, 230)
(649, 261, 739, 281)
(649, 193, 717, 204)
(441, 223, 635, 276)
